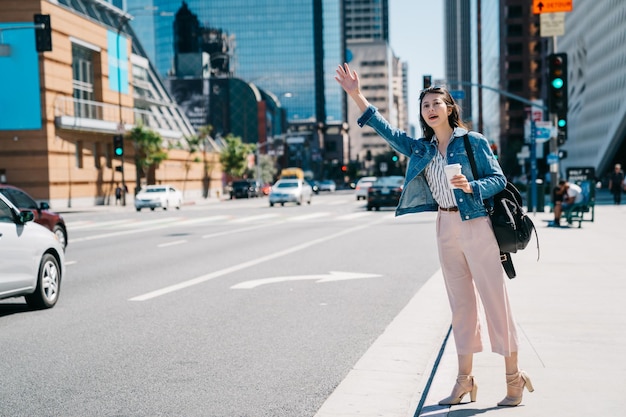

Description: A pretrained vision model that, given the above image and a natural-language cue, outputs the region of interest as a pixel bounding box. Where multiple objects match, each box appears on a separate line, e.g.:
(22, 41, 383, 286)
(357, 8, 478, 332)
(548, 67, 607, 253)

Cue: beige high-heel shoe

(497, 370, 535, 407)
(438, 374, 478, 406)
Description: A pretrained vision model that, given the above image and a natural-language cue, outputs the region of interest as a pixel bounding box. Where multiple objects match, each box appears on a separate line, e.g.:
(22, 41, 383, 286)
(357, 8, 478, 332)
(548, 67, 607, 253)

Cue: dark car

(366, 176, 404, 211)
(229, 180, 260, 199)
(306, 179, 320, 194)
(0, 184, 68, 249)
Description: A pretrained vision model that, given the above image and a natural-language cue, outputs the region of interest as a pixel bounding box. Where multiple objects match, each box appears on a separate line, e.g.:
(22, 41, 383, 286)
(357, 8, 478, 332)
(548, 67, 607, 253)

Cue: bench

(562, 180, 595, 228)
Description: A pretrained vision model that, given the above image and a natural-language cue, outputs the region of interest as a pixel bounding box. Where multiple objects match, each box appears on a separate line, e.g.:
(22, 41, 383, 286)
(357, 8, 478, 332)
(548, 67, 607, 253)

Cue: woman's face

(421, 93, 451, 129)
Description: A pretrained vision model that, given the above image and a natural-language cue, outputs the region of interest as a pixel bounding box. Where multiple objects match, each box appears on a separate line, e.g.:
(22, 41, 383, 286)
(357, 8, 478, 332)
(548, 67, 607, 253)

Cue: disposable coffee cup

(444, 163, 462, 189)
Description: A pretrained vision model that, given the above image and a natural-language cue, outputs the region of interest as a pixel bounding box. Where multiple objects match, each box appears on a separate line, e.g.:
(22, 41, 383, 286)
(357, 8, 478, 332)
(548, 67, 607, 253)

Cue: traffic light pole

(116, 17, 129, 206)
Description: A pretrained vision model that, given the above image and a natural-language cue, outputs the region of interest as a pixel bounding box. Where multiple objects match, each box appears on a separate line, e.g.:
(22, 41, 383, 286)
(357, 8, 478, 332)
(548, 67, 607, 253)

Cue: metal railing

(53, 96, 179, 134)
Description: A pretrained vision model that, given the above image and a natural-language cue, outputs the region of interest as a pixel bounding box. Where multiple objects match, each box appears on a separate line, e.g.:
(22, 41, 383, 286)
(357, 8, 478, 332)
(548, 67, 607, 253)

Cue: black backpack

(463, 135, 539, 278)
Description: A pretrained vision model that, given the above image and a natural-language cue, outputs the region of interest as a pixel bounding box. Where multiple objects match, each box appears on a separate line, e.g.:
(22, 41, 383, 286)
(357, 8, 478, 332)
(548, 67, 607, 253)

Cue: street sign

(547, 152, 560, 165)
(450, 90, 465, 100)
(540, 12, 565, 37)
(533, 0, 572, 14)
(525, 120, 555, 143)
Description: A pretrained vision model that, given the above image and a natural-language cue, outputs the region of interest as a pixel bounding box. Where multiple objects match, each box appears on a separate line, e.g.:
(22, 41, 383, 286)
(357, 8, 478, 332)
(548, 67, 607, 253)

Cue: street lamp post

(114, 7, 172, 206)
(116, 16, 129, 206)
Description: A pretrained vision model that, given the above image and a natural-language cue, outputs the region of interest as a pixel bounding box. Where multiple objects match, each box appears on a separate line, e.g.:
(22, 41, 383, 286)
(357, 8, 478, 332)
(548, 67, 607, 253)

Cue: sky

(388, 0, 445, 127)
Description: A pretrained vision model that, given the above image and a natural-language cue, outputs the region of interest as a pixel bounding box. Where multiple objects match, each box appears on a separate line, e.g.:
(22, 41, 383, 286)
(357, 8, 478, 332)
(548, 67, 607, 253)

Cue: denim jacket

(358, 105, 506, 220)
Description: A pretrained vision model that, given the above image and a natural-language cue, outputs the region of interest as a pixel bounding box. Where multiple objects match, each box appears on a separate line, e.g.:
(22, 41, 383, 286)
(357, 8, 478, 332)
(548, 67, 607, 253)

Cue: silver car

(134, 184, 183, 211)
(0, 193, 65, 309)
(269, 179, 313, 206)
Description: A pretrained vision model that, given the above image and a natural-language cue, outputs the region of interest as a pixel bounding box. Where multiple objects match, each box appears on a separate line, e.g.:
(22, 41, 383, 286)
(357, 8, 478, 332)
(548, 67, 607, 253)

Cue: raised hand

(334, 63, 360, 94)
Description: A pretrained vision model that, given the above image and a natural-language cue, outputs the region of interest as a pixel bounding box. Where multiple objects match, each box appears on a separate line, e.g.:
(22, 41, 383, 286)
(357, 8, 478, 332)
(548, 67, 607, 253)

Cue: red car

(0, 184, 68, 250)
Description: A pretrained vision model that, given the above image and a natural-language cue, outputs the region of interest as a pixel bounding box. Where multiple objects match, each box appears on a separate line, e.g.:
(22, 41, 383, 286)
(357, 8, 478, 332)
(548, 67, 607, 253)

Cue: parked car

(229, 179, 261, 199)
(269, 179, 313, 206)
(318, 179, 337, 192)
(0, 184, 68, 249)
(0, 192, 65, 309)
(134, 185, 183, 211)
(354, 176, 377, 201)
(367, 176, 404, 211)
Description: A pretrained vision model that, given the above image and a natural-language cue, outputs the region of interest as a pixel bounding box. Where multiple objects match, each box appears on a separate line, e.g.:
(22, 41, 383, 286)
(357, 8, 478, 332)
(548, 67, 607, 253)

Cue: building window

(72, 43, 96, 119)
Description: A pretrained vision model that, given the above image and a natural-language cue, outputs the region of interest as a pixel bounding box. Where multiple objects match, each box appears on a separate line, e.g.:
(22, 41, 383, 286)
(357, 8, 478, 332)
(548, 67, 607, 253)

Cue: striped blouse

(424, 137, 458, 209)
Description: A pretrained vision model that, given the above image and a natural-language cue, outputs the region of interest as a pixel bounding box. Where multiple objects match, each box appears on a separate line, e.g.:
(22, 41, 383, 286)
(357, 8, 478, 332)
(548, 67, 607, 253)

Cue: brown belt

(439, 206, 459, 212)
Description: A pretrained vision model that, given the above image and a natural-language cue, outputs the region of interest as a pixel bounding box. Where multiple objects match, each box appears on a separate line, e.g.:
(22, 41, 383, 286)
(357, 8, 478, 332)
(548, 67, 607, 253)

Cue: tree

(198, 125, 215, 198)
(176, 133, 204, 195)
(256, 152, 278, 184)
(219, 134, 255, 179)
(127, 125, 168, 190)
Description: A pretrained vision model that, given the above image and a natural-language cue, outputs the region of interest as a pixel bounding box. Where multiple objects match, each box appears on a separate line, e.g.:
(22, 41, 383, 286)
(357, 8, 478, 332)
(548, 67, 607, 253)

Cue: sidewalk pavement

(418, 202, 626, 416)
(315, 195, 626, 417)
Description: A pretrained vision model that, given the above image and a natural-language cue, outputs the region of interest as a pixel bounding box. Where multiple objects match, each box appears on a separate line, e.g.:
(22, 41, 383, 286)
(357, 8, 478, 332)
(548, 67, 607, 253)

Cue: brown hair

(418, 87, 466, 140)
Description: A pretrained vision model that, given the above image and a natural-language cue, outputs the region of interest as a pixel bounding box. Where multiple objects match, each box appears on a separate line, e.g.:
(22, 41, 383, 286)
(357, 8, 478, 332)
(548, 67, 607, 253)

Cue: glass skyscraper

(125, 0, 344, 125)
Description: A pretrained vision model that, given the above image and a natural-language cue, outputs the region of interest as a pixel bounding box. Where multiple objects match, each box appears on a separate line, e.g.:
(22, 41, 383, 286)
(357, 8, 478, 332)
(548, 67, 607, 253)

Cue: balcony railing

(53, 96, 185, 139)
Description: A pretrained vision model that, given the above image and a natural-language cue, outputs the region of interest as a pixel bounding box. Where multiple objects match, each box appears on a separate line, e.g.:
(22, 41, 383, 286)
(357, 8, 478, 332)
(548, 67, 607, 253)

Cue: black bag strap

(463, 134, 540, 262)
(463, 134, 479, 179)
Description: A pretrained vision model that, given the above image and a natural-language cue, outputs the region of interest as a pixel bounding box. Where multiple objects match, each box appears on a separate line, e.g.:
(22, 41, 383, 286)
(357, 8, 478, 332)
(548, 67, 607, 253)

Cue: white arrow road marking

(231, 271, 383, 289)
(129, 217, 388, 301)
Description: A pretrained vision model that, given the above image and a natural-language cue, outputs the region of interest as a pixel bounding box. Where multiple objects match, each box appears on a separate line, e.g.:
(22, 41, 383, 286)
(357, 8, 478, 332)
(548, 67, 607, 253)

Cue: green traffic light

(552, 78, 564, 89)
(392, 156, 398, 162)
(558, 119, 566, 128)
(115, 148, 123, 156)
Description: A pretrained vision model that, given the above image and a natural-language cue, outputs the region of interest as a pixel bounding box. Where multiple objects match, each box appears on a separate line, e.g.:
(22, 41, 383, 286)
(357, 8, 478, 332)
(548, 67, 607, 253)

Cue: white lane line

(178, 215, 231, 225)
(129, 217, 388, 302)
(201, 223, 274, 239)
(158, 240, 187, 248)
(229, 213, 281, 224)
(335, 212, 372, 221)
(68, 219, 136, 230)
(286, 212, 330, 222)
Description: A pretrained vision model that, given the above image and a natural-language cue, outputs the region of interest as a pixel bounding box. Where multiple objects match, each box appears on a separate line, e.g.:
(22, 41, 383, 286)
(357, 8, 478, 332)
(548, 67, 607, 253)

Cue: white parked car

(0, 193, 65, 309)
(269, 179, 313, 206)
(355, 176, 377, 200)
(134, 185, 183, 211)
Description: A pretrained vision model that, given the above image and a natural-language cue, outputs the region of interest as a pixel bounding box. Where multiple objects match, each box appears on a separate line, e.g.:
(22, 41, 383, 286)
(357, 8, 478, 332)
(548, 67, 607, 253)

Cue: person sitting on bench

(549, 180, 583, 227)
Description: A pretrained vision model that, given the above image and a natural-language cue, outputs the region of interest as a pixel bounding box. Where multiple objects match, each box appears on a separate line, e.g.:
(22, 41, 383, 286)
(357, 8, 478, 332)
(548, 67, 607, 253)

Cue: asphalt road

(0, 192, 443, 417)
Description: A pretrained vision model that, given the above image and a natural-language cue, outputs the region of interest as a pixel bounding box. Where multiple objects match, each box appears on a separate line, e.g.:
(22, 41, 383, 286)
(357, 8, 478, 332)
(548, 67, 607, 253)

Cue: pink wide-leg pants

(436, 210, 519, 356)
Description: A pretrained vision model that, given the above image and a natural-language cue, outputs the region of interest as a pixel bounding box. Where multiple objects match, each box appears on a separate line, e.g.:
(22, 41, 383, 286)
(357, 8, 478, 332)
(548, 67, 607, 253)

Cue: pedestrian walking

(608, 163, 624, 204)
(335, 63, 534, 407)
(115, 184, 122, 205)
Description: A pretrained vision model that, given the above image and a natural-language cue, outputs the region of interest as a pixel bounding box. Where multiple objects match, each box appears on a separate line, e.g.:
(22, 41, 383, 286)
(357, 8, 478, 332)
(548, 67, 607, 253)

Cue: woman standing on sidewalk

(335, 63, 534, 407)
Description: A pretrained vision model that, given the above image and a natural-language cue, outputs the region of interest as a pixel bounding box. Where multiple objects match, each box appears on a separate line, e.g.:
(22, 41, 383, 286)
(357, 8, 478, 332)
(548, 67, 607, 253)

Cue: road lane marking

(231, 271, 382, 289)
(67, 219, 136, 230)
(286, 212, 330, 222)
(229, 213, 280, 223)
(158, 240, 187, 248)
(129, 218, 388, 301)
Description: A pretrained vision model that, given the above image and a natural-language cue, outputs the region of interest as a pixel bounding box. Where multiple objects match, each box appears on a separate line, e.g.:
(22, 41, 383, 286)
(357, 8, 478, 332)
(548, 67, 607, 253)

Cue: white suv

(354, 176, 377, 201)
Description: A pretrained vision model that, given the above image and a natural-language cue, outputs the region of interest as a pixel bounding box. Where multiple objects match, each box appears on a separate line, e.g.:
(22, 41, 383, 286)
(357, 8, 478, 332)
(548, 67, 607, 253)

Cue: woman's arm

(335, 63, 370, 112)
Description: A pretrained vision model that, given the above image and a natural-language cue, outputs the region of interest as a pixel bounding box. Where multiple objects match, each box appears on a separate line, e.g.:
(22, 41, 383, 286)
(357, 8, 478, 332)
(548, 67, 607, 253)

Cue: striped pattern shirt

(425, 137, 457, 209)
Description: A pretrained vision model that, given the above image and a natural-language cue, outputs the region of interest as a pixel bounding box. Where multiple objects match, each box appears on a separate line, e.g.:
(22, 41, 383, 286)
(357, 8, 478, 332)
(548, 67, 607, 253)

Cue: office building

(344, 0, 389, 41)
(344, 0, 407, 175)
(1, 0, 220, 207)
(126, 0, 346, 180)
(556, 0, 626, 178)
